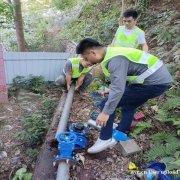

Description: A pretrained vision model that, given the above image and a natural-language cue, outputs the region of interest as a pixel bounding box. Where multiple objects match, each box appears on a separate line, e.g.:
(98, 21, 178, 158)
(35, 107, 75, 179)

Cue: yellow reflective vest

(113, 26, 144, 48)
(101, 47, 163, 84)
(69, 58, 90, 78)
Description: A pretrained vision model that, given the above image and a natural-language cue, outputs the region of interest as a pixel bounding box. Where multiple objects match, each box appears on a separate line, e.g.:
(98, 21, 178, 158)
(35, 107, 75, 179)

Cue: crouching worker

(55, 57, 93, 95)
(76, 38, 173, 153)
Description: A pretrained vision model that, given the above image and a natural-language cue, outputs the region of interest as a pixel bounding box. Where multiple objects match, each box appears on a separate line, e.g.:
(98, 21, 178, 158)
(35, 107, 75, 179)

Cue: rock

(4, 125, 13, 131)
(5, 106, 13, 112)
(0, 151, 7, 159)
(15, 149, 21, 156)
(113, 154, 117, 158)
(106, 157, 113, 163)
(151, 105, 159, 112)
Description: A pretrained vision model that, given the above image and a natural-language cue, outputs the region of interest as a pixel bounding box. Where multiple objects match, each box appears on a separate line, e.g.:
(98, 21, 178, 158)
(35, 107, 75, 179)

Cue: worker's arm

(75, 74, 85, 91)
(64, 60, 73, 91)
(96, 57, 129, 127)
(65, 72, 72, 91)
(141, 43, 149, 52)
(98, 89, 110, 96)
(138, 31, 148, 52)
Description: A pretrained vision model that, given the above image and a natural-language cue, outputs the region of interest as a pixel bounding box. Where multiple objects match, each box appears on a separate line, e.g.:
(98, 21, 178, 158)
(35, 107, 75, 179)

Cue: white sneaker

(87, 138, 117, 154)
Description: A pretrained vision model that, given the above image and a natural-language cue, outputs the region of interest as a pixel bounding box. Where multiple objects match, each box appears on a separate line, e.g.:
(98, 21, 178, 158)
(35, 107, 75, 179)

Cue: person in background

(55, 57, 92, 95)
(76, 38, 173, 153)
(111, 9, 148, 52)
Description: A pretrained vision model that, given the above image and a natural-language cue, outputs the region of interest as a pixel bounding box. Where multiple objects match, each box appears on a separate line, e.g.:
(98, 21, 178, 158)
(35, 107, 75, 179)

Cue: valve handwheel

(57, 132, 77, 143)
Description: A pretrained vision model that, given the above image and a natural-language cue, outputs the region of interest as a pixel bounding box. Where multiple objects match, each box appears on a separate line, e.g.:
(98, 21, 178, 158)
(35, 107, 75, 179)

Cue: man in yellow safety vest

(76, 38, 173, 153)
(112, 9, 148, 52)
(55, 57, 92, 94)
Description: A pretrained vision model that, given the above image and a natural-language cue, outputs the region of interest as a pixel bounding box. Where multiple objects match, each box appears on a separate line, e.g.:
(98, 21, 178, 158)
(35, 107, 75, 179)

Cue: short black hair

(76, 38, 103, 54)
(123, 9, 138, 19)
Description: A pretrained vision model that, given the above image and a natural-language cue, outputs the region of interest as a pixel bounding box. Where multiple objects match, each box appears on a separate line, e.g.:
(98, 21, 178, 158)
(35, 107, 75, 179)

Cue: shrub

(16, 112, 50, 146)
(59, 0, 120, 45)
(53, 0, 78, 11)
(11, 75, 46, 94)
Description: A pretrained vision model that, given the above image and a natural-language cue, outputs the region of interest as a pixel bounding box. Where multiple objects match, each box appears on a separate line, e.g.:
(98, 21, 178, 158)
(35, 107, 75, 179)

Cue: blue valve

(112, 130, 130, 141)
(146, 162, 166, 171)
(54, 131, 88, 163)
(90, 113, 98, 120)
(74, 133, 88, 149)
(89, 92, 101, 99)
(92, 100, 102, 107)
(145, 162, 176, 180)
(68, 123, 89, 135)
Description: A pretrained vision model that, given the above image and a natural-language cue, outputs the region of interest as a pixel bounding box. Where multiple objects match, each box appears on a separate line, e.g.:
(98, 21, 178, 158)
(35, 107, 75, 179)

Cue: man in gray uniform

(76, 38, 173, 153)
(55, 58, 92, 94)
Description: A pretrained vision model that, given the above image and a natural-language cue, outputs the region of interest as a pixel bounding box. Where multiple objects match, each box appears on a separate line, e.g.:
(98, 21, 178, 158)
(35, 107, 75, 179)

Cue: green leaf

(160, 157, 175, 163)
(163, 97, 180, 109)
(145, 145, 167, 160)
(130, 122, 152, 138)
(23, 173, 33, 180)
(166, 163, 179, 171)
(174, 151, 180, 159)
(170, 159, 180, 166)
(12, 176, 18, 180)
(150, 132, 177, 143)
(16, 167, 27, 176)
(173, 119, 180, 126)
(155, 109, 168, 122)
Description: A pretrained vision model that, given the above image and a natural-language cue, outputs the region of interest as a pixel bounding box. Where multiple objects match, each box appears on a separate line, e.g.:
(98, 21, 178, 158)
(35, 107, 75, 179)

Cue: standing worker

(55, 57, 92, 95)
(76, 38, 173, 153)
(112, 9, 148, 52)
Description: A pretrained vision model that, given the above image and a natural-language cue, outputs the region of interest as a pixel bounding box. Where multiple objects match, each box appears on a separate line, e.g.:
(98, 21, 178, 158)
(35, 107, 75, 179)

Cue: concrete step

(117, 139, 141, 156)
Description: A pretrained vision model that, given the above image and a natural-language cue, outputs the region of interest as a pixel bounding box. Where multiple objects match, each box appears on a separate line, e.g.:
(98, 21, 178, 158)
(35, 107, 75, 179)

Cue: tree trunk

(119, 0, 125, 25)
(12, 0, 26, 51)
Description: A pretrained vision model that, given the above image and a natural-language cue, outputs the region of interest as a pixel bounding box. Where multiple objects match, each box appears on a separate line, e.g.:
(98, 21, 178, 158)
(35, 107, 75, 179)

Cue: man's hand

(75, 84, 80, 91)
(96, 112, 110, 127)
(65, 73, 72, 91)
(142, 43, 149, 52)
(67, 84, 70, 91)
(98, 90, 110, 97)
(75, 75, 85, 91)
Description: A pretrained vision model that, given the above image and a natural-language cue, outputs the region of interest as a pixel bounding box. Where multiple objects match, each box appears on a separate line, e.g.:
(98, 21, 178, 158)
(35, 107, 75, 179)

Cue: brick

(117, 139, 141, 156)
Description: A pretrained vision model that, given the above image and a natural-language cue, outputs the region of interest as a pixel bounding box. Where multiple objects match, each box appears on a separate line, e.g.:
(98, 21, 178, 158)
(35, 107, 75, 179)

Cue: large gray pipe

(56, 84, 75, 180)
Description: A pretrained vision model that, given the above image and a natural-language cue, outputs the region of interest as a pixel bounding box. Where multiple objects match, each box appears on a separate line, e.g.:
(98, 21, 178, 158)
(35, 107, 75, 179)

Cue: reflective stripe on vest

(114, 41, 135, 48)
(65, 58, 90, 78)
(113, 26, 144, 48)
(101, 47, 163, 84)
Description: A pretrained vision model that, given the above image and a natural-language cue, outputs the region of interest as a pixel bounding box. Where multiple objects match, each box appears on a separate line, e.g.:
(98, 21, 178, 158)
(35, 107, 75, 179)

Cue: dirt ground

(67, 93, 176, 180)
(0, 88, 174, 180)
(68, 94, 150, 180)
(0, 99, 24, 179)
(0, 87, 62, 180)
